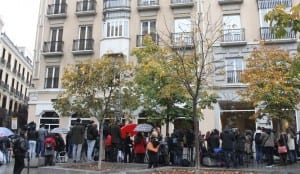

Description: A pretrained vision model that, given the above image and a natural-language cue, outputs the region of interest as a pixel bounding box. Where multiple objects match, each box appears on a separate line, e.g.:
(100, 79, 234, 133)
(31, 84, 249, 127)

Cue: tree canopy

(240, 44, 300, 125)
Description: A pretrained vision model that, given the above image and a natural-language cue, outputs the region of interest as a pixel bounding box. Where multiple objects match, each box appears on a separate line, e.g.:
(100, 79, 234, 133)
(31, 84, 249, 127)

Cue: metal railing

(260, 27, 296, 40)
(76, 0, 96, 12)
(227, 70, 242, 83)
(257, 0, 292, 9)
(73, 39, 94, 51)
(221, 28, 245, 42)
(171, 0, 193, 4)
(103, 0, 130, 9)
(171, 32, 193, 47)
(43, 41, 64, 53)
(47, 3, 67, 15)
(136, 33, 159, 47)
(137, 0, 159, 6)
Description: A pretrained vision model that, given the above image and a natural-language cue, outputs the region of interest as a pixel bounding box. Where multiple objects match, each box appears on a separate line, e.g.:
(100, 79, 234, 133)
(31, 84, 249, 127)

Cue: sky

(0, 0, 40, 57)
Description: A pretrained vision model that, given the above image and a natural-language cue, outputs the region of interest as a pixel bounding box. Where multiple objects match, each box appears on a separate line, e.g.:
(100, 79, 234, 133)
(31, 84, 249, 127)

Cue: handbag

(278, 145, 287, 153)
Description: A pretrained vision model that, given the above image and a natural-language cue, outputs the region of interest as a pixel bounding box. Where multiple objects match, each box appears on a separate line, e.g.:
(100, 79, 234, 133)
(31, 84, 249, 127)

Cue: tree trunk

(193, 99, 200, 169)
(98, 119, 104, 170)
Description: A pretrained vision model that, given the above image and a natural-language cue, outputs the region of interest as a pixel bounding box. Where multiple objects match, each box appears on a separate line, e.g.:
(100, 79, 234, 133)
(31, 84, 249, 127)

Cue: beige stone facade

(0, 17, 33, 129)
(28, 0, 300, 135)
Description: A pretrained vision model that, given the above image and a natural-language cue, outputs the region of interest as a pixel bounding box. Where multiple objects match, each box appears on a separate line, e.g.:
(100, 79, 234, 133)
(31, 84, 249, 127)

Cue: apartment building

(0, 18, 33, 129)
(28, 0, 300, 133)
(210, 0, 300, 132)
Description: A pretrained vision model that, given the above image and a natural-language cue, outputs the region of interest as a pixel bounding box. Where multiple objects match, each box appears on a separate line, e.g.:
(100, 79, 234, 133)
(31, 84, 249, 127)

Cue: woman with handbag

(277, 131, 288, 166)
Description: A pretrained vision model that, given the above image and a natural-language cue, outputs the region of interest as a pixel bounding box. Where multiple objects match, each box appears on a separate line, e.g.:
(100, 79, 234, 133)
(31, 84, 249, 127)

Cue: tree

(131, 36, 191, 135)
(264, 4, 300, 38)
(53, 56, 132, 169)
(239, 44, 300, 131)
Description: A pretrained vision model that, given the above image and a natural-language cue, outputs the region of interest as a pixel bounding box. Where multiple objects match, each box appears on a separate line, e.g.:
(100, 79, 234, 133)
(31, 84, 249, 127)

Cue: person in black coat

(13, 130, 29, 174)
(110, 122, 122, 162)
(220, 128, 236, 168)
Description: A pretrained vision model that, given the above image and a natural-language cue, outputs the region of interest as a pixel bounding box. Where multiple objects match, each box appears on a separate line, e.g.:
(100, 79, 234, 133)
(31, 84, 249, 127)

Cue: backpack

(254, 133, 262, 145)
(13, 138, 27, 154)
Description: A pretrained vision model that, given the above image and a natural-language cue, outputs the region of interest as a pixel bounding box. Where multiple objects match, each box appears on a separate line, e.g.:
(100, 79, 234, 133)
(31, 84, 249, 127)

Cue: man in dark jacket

(86, 121, 98, 161)
(220, 128, 236, 168)
(13, 130, 29, 174)
(70, 118, 85, 163)
(110, 122, 122, 162)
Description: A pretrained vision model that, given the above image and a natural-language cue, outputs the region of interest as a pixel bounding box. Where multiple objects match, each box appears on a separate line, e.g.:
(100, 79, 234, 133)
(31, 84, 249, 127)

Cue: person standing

(261, 128, 275, 167)
(254, 127, 263, 164)
(220, 128, 235, 168)
(70, 118, 85, 163)
(86, 121, 98, 161)
(110, 122, 122, 162)
(36, 124, 48, 157)
(147, 131, 160, 168)
(287, 128, 297, 164)
(13, 130, 28, 174)
(133, 132, 146, 163)
(27, 127, 38, 159)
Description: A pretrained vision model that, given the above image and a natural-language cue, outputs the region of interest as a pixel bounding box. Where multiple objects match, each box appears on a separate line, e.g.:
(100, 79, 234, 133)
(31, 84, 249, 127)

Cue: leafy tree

(53, 56, 133, 168)
(264, 4, 300, 38)
(239, 44, 300, 130)
(131, 36, 191, 134)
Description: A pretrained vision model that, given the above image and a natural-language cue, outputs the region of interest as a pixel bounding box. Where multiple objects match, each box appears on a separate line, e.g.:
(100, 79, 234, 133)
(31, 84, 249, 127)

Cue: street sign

(11, 117, 18, 130)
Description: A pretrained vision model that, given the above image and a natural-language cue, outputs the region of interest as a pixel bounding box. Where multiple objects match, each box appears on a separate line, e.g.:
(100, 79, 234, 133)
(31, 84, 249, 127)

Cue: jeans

(288, 150, 297, 163)
(86, 140, 96, 161)
(173, 148, 183, 166)
(28, 140, 36, 159)
(223, 149, 234, 168)
(72, 144, 83, 162)
(255, 144, 263, 163)
(264, 146, 274, 166)
(36, 140, 45, 157)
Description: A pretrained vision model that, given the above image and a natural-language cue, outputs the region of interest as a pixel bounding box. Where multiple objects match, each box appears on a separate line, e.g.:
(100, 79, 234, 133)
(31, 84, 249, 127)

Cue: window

(50, 28, 63, 52)
(40, 111, 60, 131)
(173, 18, 192, 45)
(223, 14, 242, 41)
(77, 25, 93, 50)
(105, 19, 129, 38)
(53, 0, 66, 14)
(141, 20, 156, 35)
(44, 66, 59, 88)
(1, 48, 5, 59)
(226, 58, 243, 83)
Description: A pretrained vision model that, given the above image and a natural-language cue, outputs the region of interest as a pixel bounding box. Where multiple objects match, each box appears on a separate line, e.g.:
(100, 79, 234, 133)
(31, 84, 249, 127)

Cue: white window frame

(104, 19, 129, 38)
(225, 58, 243, 84)
(78, 25, 93, 50)
(45, 66, 59, 88)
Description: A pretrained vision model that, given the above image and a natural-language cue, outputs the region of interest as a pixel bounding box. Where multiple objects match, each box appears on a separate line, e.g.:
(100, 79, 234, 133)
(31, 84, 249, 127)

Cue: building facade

(28, 0, 300, 134)
(0, 18, 33, 129)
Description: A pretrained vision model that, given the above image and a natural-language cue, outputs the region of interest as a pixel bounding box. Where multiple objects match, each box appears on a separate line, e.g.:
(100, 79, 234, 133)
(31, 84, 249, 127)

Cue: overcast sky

(0, 0, 40, 56)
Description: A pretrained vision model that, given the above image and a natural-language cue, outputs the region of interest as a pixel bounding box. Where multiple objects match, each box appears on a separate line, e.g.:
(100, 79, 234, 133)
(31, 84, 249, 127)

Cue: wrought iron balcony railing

(136, 34, 159, 47)
(227, 70, 242, 83)
(260, 27, 296, 40)
(103, 0, 130, 10)
(171, 32, 194, 47)
(43, 41, 64, 53)
(221, 28, 245, 42)
(171, 0, 193, 4)
(257, 0, 292, 9)
(137, 0, 159, 6)
(47, 3, 67, 15)
(76, 0, 96, 12)
(73, 39, 94, 51)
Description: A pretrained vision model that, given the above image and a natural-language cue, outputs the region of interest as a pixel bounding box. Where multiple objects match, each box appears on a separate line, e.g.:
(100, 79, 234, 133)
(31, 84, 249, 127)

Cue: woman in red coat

(133, 132, 147, 163)
(44, 135, 56, 166)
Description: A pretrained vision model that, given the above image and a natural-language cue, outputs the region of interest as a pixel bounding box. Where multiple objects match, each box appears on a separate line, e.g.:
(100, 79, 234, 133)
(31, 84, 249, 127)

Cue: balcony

(3, 83, 9, 91)
(72, 39, 94, 55)
(46, 3, 67, 19)
(170, 0, 194, 9)
(171, 32, 194, 49)
(1, 58, 6, 65)
(137, 0, 160, 11)
(75, 0, 97, 17)
(218, 0, 243, 5)
(258, 0, 292, 9)
(136, 33, 159, 47)
(103, 0, 130, 12)
(42, 41, 64, 56)
(227, 70, 242, 84)
(260, 27, 296, 43)
(220, 28, 247, 46)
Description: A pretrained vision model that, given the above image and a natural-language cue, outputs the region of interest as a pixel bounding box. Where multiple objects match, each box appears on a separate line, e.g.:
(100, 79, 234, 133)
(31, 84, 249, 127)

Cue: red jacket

(44, 137, 56, 150)
(105, 135, 112, 147)
(134, 139, 146, 154)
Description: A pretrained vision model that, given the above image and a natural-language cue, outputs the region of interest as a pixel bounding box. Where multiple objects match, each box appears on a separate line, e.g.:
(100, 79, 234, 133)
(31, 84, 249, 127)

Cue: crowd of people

(1, 120, 300, 174)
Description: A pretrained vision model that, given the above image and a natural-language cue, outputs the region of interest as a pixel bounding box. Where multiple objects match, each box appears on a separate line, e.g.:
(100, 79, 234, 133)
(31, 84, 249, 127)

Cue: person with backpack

(86, 121, 98, 161)
(254, 126, 263, 164)
(13, 130, 29, 174)
(44, 134, 56, 166)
